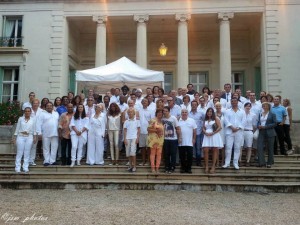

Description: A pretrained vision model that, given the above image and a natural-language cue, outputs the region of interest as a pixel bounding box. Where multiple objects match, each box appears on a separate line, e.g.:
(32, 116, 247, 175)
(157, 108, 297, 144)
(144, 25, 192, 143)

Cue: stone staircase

(0, 152, 300, 193)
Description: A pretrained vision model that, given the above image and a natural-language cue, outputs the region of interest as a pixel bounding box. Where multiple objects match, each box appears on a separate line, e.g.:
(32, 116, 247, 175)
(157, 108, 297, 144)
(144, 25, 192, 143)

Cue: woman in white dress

(202, 107, 223, 174)
(87, 104, 106, 165)
(13, 107, 37, 173)
(70, 104, 89, 167)
(215, 102, 226, 167)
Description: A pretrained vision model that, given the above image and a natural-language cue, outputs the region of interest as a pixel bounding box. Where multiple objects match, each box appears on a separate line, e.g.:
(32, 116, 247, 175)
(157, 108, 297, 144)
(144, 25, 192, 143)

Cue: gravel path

(0, 190, 299, 225)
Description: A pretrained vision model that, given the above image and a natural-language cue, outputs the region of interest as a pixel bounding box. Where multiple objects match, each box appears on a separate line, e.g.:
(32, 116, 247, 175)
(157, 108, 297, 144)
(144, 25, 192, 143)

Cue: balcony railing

(0, 37, 23, 47)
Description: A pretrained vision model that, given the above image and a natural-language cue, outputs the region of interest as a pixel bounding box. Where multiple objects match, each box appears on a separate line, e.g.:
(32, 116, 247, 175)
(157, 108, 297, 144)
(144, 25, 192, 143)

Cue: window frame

(189, 71, 209, 93)
(2, 16, 23, 47)
(231, 71, 245, 94)
(0, 67, 19, 103)
(164, 71, 173, 94)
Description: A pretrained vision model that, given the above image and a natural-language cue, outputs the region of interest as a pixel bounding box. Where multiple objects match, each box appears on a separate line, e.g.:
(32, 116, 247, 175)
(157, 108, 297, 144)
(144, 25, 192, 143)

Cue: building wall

(0, 0, 299, 119)
(277, 2, 300, 120)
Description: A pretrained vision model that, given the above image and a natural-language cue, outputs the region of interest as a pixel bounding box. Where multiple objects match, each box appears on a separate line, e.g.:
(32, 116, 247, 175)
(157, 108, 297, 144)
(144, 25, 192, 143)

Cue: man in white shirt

(178, 109, 197, 173)
(102, 95, 110, 114)
(197, 97, 207, 114)
(84, 89, 94, 105)
(167, 97, 181, 120)
(22, 92, 35, 111)
(128, 94, 141, 111)
(146, 94, 156, 111)
(177, 87, 183, 99)
(208, 89, 227, 109)
(179, 87, 194, 102)
(138, 98, 155, 165)
(235, 88, 247, 104)
(135, 89, 143, 105)
(36, 102, 59, 166)
(145, 87, 152, 96)
(223, 97, 246, 170)
(29, 98, 43, 166)
(249, 92, 262, 118)
(117, 95, 129, 113)
(109, 88, 120, 104)
(189, 100, 205, 166)
(85, 97, 95, 119)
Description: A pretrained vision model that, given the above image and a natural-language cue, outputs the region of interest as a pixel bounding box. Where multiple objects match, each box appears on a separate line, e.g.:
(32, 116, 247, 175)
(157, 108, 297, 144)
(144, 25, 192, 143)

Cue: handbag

(212, 123, 218, 132)
(253, 129, 259, 140)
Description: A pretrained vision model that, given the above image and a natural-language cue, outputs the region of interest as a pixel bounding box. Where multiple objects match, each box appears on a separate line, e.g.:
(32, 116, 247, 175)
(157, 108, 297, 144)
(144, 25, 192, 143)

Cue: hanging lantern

(159, 43, 168, 56)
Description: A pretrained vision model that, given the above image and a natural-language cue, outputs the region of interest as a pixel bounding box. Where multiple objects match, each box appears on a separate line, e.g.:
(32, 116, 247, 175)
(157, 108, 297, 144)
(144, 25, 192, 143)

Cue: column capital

(218, 12, 234, 21)
(134, 15, 149, 23)
(175, 13, 191, 22)
(92, 15, 107, 24)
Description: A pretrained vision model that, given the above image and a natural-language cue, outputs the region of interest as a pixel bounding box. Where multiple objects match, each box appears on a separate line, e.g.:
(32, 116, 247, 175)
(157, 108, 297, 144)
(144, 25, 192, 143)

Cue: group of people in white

(13, 83, 293, 174)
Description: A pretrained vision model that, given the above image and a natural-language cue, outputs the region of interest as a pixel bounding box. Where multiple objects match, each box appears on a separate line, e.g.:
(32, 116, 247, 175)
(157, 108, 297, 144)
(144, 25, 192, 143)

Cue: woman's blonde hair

(262, 102, 271, 110)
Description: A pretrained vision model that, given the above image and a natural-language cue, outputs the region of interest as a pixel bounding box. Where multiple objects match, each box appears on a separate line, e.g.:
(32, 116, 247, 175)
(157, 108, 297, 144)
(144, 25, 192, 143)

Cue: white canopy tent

(75, 57, 164, 94)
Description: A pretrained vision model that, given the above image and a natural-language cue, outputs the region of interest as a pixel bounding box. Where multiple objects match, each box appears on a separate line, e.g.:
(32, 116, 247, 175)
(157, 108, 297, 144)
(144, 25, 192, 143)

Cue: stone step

(1, 164, 300, 174)
(1, 153, 299, 160)
(0, 178, 299, 192)
(0, 171, 299, 182)
(1, 158, 300, 167)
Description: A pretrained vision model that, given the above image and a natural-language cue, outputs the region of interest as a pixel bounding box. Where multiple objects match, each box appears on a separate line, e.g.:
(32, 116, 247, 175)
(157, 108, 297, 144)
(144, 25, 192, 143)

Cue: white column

(176, 13, 191, 88)
(218, 12, 234, 89)
(93, 15, 107, 67)
(134, 15, 149, 68)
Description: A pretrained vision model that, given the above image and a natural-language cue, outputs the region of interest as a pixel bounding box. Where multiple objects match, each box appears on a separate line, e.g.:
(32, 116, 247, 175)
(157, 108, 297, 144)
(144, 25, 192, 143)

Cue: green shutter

(0, 67, 3, 103)
(254, 67, 261, 97)
(69, 69, 76, 93)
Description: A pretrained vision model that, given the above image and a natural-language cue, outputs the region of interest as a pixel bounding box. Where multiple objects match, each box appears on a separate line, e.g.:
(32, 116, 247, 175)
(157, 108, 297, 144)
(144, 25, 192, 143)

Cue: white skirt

(202, 130, 224, 148)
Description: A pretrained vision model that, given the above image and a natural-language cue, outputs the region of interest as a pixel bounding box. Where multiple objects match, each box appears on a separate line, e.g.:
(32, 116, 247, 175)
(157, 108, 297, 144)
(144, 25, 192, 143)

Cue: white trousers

(225, 130, 243, 166)
(15, 135, 33, 172)
(29, 141, 37, 163)
(108, 130, 119, 160)
(71, 135, 86, 161)
(87, 133, 104, 165)
(43, 136, 58, 164)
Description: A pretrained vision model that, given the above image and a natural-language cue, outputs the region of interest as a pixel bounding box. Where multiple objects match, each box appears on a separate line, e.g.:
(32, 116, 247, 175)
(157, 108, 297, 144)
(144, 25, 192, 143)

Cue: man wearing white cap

(135, 88, 143, 105)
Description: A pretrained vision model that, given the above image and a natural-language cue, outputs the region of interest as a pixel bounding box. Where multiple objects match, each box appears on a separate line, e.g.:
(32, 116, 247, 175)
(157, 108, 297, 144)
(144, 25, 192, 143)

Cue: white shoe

(287, 149, 294, 155)
(126, 161, 130, 166)
(222, 164, 229, 169)
(77, 160, 81, 166)
(234, 164, 239, 170)
(70, 161, 75, 167)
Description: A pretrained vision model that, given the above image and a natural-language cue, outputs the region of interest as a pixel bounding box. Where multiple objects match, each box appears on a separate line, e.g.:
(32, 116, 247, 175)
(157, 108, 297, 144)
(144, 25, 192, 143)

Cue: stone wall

(0, 125, 16, 154)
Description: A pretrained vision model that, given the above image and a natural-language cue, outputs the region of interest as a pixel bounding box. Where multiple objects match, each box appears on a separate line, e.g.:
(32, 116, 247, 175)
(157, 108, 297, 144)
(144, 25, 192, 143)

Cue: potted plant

(0, 100, 22, 138)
